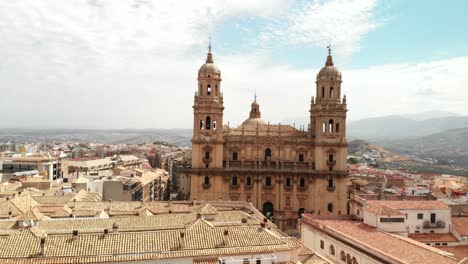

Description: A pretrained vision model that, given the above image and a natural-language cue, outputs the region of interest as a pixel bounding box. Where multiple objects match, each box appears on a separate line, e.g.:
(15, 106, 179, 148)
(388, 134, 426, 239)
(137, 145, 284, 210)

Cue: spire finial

(254, 91, 257, 102)
(206, 38, 213, 63)
(325, 44, 334, 66)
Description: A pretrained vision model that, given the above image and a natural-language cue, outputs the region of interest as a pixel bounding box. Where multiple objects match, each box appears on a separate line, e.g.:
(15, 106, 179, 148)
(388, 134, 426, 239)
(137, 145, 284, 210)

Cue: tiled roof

(301, 215, 459, 264)
(366, 200, 449, 211)
(409, 233, 459, 243)
(452, 217, 468, 236)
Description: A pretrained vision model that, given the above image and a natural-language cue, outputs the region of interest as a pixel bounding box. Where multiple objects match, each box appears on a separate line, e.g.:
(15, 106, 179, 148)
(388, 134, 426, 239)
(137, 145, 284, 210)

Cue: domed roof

(318, 47, 341, 78)
(198, 44, 220, 76)
(243, 117, 268, 126)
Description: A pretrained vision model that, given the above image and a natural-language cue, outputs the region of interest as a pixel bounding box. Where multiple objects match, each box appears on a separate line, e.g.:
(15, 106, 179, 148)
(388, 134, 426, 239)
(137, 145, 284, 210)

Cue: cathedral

(189, 45, 348, 229)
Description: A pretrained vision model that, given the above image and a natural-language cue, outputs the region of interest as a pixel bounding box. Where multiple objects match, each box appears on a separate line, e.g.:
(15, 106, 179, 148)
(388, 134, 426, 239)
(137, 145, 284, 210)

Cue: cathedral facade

(189, 46, 348, 229)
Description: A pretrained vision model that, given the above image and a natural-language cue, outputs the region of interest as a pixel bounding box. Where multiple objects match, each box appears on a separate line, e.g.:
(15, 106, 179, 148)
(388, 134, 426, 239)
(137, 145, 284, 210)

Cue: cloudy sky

(0, 0, 467, 129)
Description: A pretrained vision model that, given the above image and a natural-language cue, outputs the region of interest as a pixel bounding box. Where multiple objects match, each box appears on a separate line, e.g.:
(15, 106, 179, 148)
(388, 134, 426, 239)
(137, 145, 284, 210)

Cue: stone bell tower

(310, 46, 348, 214)
(190, 44, 225, 200)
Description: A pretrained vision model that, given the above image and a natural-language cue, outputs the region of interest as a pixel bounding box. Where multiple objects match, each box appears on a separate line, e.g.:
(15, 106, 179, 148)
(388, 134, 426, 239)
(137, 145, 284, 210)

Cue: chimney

(179, 232, 185, 249)
(40, 237, 46, 257)
(104, 229, 109, 235)
(8, 211, 12, 219)
(241, 218, 247, 224)
(263, 218, 267, 223)
(72, 230, 78, 239)
(260, 222, 265, 228)
(112, 222, 119, 233)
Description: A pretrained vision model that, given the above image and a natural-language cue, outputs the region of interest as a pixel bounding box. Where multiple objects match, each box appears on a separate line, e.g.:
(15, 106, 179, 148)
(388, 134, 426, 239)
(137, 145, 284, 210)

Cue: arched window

(286, 177, 292, 188)
(340, 251, 346, 261)
(352, 257, 358, 264)
(330, 87, 334, 98)
(329, 154, 334, 162)
(200, 120, 204, 130)
(265, 148, 272, 160)
(346, 254, 352, 264)
(246, 176, 252, 187)
(329, 245, 335, 256)
(207, 85, 211, 96)
(322, 87, 325, 98)
(204, 152, 210, 160)
(329, 119, 334, 133)
(206, 116, 211, 130)
(328, 203, 333, 213)
(298, 153, 304, 162)
(213, 121, 217, 130)
(204, 176, 210, 185)
(265, 176, 272, 187)
(322, 123, 326, 133)
(328, 176, 334, 188)
(232, 152, 238, 161)
(232, 176, 238, 186)
(299, 177, 305, 188)
(336, 123, 340, 133)
(215, 85, 218, 96)
(298, 208, 305, 219)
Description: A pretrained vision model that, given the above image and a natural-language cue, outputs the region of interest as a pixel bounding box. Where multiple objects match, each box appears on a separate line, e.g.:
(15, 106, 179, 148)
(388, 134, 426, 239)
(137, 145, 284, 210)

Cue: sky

(0, 0, 467, 129)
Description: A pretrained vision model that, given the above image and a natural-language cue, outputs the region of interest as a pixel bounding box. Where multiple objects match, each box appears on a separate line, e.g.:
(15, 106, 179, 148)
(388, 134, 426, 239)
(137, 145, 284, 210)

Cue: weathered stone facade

(190, 46, 348, 229)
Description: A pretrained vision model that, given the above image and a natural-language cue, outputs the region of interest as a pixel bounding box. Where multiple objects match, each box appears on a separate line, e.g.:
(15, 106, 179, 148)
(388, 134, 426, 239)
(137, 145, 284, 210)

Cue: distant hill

(348, 115, 468, 140)
(380, 127, 468, 169)
(0, 128, 192, 147)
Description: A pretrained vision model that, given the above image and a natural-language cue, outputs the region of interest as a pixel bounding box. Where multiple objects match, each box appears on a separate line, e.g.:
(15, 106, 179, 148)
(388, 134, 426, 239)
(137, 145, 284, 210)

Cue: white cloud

(0, 0, 466, 130)
(265, 0, 381, 60)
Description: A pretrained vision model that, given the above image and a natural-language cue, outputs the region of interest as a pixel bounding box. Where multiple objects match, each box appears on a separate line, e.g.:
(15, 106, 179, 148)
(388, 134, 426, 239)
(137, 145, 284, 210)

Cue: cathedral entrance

(262, 202, 274, 218)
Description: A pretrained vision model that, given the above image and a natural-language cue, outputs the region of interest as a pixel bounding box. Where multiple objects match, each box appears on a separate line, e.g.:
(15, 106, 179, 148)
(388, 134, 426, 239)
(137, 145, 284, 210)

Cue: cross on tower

(327, 44, 332, 55)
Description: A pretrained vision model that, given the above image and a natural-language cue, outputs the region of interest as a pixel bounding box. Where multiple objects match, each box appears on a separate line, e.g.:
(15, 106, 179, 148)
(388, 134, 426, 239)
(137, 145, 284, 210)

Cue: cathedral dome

(198, 44, 220, 77)
(242, 95, 267, 125)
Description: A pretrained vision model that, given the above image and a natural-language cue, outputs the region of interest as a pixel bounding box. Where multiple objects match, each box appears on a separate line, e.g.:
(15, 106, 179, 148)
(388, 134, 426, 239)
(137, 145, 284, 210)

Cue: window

(207, 85, 211, 96)
(299, 177, 305, 188)
(380, 217, 404, 223)
(430, 213, 436, 223)
(200, 120, 204, 130)
(246, 176, 252, 187)
(256, 258, 261, 264)
(243, 259, 249, 264)
(328, 176, 334, 188)
(232, 152, 238, 161)
(298, 153, 304, 162)
(285, 177, 292, 188)
(204, 176, 210, 185)
(213, 121, 217, 130)
(322, 123, 326, 133)
(328, 203, 333, 213)
(330, 87, 334, 98)
(417, 213, 423, 219)
(346, 254, 352, 264)
(329, 245, 335, 255)
(322, 87, 325, 98)
(329, 154, 334, 162)
(204, 152, 210, 160)
(265, 148, 272, 160)
(357, 209, 360, 216)
(232, 176, 238, 186)
(265, 176, 272, 187)
(352, 257, 358, 264)
(336, 123, 340, 133)
(320, 240, 324, 249)
(206, 116, 211, 130)
(340, 251, 346, 261)
(329, 119, 334, 132)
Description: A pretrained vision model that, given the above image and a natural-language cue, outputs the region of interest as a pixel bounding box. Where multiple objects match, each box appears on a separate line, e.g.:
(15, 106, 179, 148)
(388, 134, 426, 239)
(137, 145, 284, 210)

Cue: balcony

(203, 157, 212, 164)
(327, 160, 336, 167)
(202, 183, 211, 189)
(327, 185, 336, 192)
(423, 220, 445, 229)
(223, 160, 315, 173)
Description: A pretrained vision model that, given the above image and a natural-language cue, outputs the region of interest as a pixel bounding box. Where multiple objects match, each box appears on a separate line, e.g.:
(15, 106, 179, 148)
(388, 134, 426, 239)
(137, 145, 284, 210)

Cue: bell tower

(310, 46, 348, 214)
(190, 44, 224, 200)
